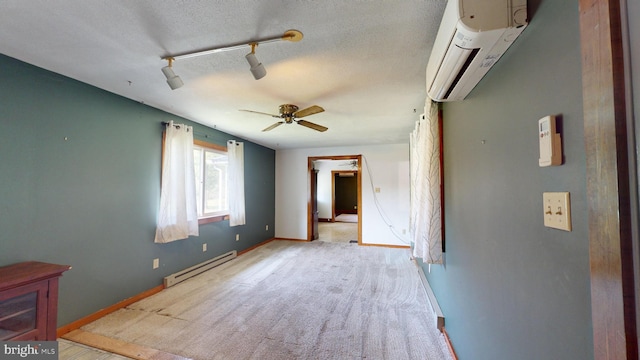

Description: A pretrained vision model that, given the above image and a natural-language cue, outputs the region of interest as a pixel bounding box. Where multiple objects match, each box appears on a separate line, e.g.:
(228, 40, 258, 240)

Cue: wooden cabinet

(0, 261, 71, 341)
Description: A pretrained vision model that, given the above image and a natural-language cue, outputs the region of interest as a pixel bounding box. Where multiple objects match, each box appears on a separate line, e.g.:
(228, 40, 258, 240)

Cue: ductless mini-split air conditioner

(426, 0, 528, 102)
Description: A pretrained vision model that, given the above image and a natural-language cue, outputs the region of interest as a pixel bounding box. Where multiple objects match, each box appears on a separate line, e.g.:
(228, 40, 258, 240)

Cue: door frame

(307, 155, 362, 243)
(579, 0, 638, 357)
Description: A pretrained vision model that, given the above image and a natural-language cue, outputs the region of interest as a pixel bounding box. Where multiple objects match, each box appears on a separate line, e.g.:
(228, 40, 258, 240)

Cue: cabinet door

(0, 281, 48, 341)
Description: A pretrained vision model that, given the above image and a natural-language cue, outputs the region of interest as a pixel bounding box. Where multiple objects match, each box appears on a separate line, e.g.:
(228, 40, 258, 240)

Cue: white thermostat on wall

(538, 115, 562, 167)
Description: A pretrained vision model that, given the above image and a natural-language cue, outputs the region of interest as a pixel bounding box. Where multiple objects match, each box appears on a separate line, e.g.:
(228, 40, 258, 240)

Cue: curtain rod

(161, 121, 183, 128)
(161, 122, 242, 143)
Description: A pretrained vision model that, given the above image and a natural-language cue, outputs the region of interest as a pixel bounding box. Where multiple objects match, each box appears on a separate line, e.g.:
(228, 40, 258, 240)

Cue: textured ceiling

(0, 0, 447, 149)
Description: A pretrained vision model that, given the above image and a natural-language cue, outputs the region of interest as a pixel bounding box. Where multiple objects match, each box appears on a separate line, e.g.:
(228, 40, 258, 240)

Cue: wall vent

(163, 250, 237, 288)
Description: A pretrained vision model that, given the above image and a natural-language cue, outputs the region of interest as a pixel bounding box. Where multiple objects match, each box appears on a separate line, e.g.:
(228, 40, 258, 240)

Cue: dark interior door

(334, 173, 358, 215)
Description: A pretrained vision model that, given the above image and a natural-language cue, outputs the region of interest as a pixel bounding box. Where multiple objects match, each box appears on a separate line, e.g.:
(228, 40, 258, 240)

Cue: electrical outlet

(236, 234, 240, 241)
(202, 243, 207, 252)
(543, 192, 572, 231)
(153, 258, 159, 269)
(265, 225, 269, 231)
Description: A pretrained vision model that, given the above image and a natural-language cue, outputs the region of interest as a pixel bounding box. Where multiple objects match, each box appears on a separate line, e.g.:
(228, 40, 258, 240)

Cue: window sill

(198, 215, 229, 225)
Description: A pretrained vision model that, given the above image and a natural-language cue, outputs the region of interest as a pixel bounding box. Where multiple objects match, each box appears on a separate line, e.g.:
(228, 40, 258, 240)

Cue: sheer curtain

(410, 101, 443, 264)
(154, 121, 199, 243)
(227, 140, 246, 227)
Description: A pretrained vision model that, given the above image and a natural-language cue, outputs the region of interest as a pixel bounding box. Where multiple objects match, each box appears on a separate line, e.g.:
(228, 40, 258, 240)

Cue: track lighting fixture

(161, 58, 184, 90)
(245, 43, 266, 80)
(161, 30, 302, 88)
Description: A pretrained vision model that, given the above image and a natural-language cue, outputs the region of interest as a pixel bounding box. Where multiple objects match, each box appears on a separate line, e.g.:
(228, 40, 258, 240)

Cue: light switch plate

(543, 192, 571, 231)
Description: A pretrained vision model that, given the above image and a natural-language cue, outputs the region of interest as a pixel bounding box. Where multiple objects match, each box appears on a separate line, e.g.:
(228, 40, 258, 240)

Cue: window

(193, 140, 229, 223)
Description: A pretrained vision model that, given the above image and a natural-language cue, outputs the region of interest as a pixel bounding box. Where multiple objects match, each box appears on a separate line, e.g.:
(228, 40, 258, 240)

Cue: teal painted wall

(0, 54, 275, 326)
(422, 1, 593, 359)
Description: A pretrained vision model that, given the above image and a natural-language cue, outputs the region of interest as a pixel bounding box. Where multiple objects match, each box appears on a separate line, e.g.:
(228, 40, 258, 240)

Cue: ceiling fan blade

(293, 105, 324, 118)
(262, 122, 284, 132)
(239, 109, 281, 118)
(297, 120, 328, 132)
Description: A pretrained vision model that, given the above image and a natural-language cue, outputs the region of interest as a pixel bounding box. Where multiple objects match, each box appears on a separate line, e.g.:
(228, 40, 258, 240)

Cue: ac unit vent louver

(426, 0, 528, 102)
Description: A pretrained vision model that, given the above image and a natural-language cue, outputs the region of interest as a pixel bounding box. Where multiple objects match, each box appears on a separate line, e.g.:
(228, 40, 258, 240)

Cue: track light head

(245, 44, 266, 80)
(162, 58, 183, 90)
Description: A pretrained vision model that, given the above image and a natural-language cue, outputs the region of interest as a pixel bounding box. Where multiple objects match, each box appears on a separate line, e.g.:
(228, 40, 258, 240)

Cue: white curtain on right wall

(410, 100, 443, 264)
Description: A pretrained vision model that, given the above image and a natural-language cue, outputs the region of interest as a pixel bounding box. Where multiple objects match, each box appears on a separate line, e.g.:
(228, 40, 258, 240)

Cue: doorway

(307, 155, 362, 243)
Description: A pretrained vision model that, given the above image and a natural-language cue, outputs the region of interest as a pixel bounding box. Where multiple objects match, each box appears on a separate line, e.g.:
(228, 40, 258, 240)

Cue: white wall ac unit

(426, 0, 528, 102)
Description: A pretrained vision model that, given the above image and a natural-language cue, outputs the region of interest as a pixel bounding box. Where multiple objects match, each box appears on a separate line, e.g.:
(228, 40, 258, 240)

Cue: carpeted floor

(78, 240, 452, 360)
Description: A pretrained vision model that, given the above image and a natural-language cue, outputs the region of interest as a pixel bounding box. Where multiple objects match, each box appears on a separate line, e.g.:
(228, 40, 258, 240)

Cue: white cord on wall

(361, 155, 411, 245)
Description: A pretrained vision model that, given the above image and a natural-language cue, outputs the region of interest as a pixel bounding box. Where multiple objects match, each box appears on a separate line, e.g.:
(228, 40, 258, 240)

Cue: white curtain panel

(227, 140, 246, 227)
(154, 121, 199, 243)
(410, 101, 443, 264)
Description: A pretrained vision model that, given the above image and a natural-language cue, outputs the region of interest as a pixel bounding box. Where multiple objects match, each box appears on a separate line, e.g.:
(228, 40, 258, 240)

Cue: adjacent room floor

(317, 221, 358, 243)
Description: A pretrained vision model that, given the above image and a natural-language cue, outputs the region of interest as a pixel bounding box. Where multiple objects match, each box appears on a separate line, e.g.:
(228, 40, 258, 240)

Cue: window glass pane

(204, 149, 228, 215)
(193, 144, 228, 219)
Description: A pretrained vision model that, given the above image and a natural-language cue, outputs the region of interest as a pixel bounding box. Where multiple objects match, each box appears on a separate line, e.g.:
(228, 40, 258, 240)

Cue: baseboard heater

(412, 258, 445, 332)
(164, 250, 237, 288)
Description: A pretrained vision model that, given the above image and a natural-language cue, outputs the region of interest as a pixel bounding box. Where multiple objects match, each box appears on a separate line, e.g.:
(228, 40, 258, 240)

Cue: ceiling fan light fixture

(245, 44, 266, 80)
(161, 58, 183, 90)
(240, 103, 327, 132)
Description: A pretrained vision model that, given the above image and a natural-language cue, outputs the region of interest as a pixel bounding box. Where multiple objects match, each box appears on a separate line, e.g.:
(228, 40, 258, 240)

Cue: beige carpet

(80, 240, 452, 360)
(335, 214, 358, 223)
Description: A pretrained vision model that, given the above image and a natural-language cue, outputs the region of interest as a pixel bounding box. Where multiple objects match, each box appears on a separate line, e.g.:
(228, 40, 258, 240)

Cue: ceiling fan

(240, 104, 328, 132)
(340, 160, 358, 169)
